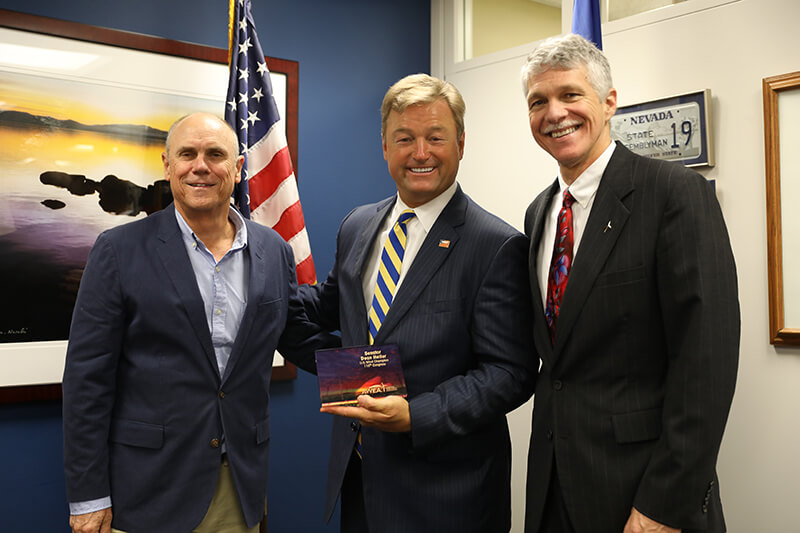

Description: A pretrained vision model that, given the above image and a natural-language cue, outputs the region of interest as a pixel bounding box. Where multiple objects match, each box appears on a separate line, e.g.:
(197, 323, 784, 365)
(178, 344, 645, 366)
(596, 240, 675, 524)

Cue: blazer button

(210, 438, 220, 448)
(553, 380, 563, 391)
(547, 430, 553, 441)
(219, 391, 225, 399)
(350, 421, 359, 431)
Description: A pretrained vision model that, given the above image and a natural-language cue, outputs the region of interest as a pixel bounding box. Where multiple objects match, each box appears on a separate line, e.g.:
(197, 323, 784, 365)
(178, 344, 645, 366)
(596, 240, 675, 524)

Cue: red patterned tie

(545, 190, 575, 343)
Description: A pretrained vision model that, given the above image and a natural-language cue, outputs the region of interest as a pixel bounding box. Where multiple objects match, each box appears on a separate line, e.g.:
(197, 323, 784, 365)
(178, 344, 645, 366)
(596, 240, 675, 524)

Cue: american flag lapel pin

(439, 239, 451, 248)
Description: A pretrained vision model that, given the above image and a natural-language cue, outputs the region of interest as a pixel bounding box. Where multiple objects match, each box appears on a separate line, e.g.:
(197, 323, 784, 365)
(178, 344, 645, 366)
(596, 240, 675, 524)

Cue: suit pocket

(255, 416, 270, 445)
(109, 419, 164, 449)
(424, 298, 463, 314)
(258, 296, 283, 307)
(595, 265, 646, 288)
(611, 407, 662, 444)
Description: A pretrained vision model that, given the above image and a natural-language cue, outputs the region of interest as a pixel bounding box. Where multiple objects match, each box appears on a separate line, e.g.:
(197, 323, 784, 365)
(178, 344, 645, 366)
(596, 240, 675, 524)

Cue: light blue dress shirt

(175, 207, 249, 377)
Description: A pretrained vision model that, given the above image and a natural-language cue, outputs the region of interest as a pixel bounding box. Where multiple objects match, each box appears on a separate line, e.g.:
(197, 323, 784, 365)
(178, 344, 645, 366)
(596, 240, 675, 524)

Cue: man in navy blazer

(63, 113, 329, 533)
(300, 74, 537, 532)
(520, 35, 739, 533)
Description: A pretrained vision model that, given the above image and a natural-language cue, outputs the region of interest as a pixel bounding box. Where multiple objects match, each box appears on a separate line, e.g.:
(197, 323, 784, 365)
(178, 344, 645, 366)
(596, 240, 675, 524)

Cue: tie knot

(562, 190, 575, 208)
(397, 209, 416, 225)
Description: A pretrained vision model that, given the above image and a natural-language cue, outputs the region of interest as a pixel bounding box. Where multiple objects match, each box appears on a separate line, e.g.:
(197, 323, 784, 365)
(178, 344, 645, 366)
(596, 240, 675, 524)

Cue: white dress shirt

(537, 142, 616, 308)
(362, 181, 458, 310)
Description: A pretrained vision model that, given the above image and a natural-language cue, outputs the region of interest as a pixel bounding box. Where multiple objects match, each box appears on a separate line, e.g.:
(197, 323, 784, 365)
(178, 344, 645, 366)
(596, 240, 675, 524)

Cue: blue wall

(0, 1, 430, 531)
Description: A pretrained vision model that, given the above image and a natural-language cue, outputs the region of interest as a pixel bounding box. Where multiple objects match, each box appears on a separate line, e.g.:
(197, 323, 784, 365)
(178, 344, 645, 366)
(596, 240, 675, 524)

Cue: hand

(320, 395, 411, 432)
(69, 508, 112, 533)
(623, 507, 680, 533)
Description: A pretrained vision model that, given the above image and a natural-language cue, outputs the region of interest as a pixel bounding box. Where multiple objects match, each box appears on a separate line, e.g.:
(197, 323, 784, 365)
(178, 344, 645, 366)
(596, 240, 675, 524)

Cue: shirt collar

(174, 205, 248, 251)
(557, 141, 616, 208)
(391, 180, 458, 233)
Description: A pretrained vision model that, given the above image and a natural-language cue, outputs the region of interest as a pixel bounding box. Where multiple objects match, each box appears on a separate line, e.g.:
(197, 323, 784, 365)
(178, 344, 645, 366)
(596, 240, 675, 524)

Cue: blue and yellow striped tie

(368, 209, 416, 344)
(358, 209, 414, 461)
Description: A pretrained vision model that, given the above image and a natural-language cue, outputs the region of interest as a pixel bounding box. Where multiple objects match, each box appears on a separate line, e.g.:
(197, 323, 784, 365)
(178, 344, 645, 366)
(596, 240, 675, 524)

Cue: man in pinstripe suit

(300, 74, 537, 533)
(520, 34, 739, 533)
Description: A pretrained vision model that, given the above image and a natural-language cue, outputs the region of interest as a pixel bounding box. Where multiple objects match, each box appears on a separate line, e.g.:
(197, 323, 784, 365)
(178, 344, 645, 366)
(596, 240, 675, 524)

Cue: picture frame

(0, 9, 300, 403)
(763, 71, 800, 346)
(610, 89, 714, 167)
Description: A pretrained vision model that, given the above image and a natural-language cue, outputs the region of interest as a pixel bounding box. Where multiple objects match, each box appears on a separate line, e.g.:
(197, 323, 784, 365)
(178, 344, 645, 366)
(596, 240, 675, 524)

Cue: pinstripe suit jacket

(523, 143, 739, 533)
(301, 185, 537, 533)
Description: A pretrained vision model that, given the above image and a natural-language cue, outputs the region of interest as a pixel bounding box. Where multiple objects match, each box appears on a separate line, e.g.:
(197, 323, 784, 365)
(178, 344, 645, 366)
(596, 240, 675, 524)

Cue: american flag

(225, 0, 316, 284)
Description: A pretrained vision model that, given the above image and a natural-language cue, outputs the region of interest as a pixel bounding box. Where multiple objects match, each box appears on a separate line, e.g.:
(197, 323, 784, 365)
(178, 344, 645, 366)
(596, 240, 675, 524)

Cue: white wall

(433, 0, 800, 531)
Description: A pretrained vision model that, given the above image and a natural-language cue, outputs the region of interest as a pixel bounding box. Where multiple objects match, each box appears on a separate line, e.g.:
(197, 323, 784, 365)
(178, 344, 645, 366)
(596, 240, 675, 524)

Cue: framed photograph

(763, 71, 800, 346)
(0, 9, 300, 403)
(610, 89, 714, 167)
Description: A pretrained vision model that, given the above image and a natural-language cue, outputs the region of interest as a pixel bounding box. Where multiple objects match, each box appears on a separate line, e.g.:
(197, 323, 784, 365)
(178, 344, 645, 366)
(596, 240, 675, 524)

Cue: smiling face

(162, 114, 244, 221)
(382, 99, 465, 207)
(526, 66, 617, 184)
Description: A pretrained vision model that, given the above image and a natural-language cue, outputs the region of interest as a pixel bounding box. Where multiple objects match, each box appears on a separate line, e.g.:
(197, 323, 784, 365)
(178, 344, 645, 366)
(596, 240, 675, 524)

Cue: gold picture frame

(763, 71, 800, 346)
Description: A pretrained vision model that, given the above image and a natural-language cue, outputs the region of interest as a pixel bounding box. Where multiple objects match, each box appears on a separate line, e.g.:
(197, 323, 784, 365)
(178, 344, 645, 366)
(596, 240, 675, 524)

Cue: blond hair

(381, 74, 466, 139)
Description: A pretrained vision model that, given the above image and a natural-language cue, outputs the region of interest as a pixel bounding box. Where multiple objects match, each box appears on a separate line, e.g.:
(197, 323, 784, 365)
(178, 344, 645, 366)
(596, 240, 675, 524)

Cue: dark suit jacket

(301, 186, 537, 533)
(523, 143, 739, 533)
(62, 204, 328, 533)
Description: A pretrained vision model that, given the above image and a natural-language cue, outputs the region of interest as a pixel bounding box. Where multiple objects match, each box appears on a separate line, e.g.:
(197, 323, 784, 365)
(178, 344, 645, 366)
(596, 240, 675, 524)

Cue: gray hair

(381, 73, 466, 139)
(520, 33, 613, 101)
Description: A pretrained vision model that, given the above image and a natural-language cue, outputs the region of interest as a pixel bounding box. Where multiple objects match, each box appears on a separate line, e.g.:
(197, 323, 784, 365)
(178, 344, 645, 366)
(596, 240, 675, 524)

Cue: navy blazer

(63, 204, 328, 533)
(523, 143, 740, 533)
(301, 186, 537, 533)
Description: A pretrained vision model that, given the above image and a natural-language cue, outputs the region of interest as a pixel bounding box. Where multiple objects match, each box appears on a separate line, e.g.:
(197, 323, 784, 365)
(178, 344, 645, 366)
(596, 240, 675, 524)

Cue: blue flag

(571, 0, 602, 49)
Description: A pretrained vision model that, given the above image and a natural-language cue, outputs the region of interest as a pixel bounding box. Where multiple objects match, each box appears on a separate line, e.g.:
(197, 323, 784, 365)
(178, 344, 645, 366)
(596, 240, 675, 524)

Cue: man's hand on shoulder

(321, 395, 411, 432)
(623, 507, 680, 533)
(70, 507, 112, 533)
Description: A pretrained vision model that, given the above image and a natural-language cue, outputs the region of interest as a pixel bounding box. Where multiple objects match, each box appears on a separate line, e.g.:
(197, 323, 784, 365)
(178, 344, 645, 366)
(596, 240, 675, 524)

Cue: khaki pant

(113, 456, 261, 533)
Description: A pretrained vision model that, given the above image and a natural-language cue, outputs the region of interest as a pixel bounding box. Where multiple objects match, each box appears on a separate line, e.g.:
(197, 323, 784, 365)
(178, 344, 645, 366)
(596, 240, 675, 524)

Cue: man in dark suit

(520, 34, 739, 533)
(300, 74, 537, 533)
(63, 113, 330, 533)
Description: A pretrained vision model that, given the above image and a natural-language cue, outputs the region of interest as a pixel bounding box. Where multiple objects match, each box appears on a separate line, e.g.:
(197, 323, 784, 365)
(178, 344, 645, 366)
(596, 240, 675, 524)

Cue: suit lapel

(528, 181, 559, 308)
(371, 188, 466, 343)
(552, 145, 634, 355)
(356, 199, 394, 284)
(154, 206, 217, 373)
(351, 199, 394, 343)
(528, 181, 559, 361)
(221, 225, 265, 383)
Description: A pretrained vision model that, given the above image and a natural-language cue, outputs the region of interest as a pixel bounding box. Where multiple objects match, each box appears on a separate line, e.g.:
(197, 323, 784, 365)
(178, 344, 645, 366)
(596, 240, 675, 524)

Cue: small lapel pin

(438, 239, 451, 248)
(604, 221, 612, 233)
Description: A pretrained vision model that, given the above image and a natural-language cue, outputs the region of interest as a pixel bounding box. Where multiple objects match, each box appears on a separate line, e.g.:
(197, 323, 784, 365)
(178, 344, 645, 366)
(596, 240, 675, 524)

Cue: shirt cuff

(69, 496, 112, 515)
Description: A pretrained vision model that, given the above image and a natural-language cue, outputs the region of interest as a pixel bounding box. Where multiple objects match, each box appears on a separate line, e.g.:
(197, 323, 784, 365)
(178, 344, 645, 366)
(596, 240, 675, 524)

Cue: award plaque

(316, 344, 407, 406)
